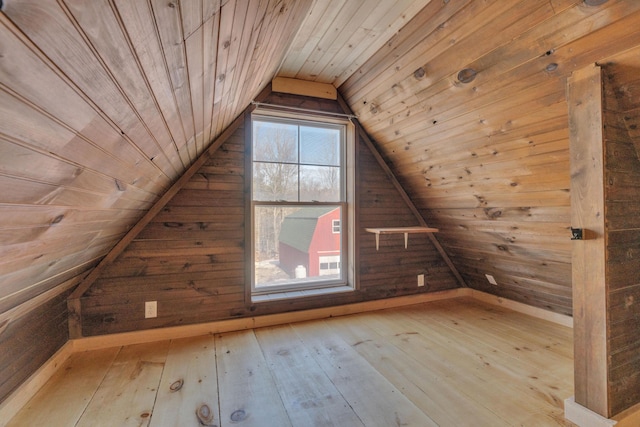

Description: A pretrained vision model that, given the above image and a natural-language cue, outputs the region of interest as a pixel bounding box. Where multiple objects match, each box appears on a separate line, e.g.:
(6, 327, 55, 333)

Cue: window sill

(251, 285, 354, 303)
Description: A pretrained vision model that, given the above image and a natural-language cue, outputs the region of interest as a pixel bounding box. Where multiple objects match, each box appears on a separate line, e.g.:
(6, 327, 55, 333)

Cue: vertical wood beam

(568, 64, 609, 417)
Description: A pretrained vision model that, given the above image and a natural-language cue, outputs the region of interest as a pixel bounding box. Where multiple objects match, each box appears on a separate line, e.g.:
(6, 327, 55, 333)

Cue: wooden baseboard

(565, 396, 640, 426)
(0, 341, 74, 426)
(613, 401, 640, 427)
(466, 289, 573, 328)
(565, 397, 617, 427)
(70, 289, 572, 353)
(73, 288, 467, 351)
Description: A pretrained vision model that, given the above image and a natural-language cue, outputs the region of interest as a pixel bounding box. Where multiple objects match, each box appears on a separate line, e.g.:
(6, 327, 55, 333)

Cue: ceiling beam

(272, 77, 337, 100)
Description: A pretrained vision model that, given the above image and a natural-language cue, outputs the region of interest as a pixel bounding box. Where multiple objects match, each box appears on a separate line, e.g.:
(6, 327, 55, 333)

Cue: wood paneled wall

(0, 289, 70, 404)
(341, 0, 640, 316)
(602, 58, 640, 416)
(78, 93, 458, 336)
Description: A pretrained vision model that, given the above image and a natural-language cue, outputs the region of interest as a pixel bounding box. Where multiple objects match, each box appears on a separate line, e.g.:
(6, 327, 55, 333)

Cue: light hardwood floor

(7, 298, 575, 426)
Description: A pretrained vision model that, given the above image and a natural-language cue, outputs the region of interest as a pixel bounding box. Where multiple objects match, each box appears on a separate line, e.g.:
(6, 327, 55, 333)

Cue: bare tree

(253, 124, 297, 258)
(252, 122, 342, 265)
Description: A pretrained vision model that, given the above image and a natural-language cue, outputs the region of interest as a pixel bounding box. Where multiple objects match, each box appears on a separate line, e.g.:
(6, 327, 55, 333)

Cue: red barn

(278, 207, 341, 278)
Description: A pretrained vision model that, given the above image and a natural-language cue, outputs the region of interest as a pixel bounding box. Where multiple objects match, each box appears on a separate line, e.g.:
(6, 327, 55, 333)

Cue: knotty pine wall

(340, 0, 640, 316)
(78, 94, 458, 336)
(602, 58, 640, 415)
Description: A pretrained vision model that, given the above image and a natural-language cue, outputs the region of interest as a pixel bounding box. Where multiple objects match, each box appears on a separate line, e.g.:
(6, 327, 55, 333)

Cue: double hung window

(251, 114, 352, 295)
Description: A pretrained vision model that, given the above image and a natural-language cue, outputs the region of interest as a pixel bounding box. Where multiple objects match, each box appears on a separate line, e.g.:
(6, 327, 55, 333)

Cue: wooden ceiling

(2, 0, 640, 317)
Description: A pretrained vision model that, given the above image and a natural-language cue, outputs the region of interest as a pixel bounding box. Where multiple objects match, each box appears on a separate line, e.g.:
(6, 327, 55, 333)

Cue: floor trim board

(570, 400, 640, 427)
(72, 289, 466, 352)
(469, 289, 574, 328)
(72, 288, 573, 353)
(613, 401, 640, 427)
(0, 341, 74, 426)
(565, 397, 617, 427)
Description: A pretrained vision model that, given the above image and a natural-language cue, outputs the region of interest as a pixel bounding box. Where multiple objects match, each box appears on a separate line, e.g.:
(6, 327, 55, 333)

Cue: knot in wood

(196, 404, 216, 426)
(457, 68, 477, 84)
(169, 379, 184, 392)
(230, 409, 248, 422)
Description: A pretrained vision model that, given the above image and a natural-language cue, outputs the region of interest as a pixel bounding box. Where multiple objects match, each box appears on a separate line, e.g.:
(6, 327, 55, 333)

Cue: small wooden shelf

(365, 227, 439, 250)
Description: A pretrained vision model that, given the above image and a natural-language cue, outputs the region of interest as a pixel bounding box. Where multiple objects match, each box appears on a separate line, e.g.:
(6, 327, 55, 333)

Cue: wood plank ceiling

(2, 0, 640, 318)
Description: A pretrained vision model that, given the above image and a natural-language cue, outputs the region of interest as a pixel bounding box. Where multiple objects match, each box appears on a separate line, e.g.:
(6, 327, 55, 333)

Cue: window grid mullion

(297, 124, 301, 202)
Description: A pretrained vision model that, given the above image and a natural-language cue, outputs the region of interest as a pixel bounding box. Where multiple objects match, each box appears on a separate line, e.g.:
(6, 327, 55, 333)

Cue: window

(251, 113, 353, 296)
(319, 255, 341, 276)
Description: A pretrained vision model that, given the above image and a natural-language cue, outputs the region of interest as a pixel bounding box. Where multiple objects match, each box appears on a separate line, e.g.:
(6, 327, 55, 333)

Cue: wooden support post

(568, 64, 609, 417)
(567, 62, 640, 425)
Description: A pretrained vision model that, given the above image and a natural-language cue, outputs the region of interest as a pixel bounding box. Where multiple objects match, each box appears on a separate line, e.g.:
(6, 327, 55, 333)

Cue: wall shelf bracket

(366, 227, 439, 250)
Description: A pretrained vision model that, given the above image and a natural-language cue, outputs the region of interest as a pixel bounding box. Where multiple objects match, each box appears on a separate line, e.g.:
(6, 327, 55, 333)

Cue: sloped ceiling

(0, 0, 313, 312)
(1, 0, 640, 316)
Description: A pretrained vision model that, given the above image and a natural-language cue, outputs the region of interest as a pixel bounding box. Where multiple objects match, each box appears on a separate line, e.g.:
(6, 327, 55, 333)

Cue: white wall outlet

(485, 274, 498, 286)
(145, 301, 157, 318)
(417, 274, 425, 287)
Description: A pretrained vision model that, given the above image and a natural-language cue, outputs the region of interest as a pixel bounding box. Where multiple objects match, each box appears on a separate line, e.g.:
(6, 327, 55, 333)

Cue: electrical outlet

(417, 274, 425, 287)
(145, 301, 157, 318)
(485, 274, 498, 286)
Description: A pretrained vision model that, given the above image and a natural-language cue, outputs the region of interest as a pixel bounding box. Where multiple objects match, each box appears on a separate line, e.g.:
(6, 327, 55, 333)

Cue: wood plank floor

(7, 298, 576, 426)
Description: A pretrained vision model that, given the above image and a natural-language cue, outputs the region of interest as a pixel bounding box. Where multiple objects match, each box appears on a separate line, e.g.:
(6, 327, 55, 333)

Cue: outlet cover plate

(485, 274, 498, 286)
(145, 301, 157, 318)
(417, 274, 425, 287)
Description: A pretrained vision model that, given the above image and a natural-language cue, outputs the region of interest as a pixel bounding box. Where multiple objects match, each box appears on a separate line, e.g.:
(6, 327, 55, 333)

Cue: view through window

(252, 115, 347, 293)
